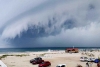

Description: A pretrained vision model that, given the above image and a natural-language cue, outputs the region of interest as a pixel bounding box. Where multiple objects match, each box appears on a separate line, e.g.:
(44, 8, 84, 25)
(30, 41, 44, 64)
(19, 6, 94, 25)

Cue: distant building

(65, 48, 79, 53)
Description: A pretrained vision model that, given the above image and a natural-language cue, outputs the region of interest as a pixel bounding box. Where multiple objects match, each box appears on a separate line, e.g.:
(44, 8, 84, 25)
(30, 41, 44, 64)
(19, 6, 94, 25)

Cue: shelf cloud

(0, 0, 100, 48)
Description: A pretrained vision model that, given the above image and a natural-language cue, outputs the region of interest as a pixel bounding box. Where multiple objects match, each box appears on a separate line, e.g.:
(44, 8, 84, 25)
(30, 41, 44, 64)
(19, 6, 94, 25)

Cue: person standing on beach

(89, 62, 93, 67)
(86, 62, 89, 67)
(97, 62, 100, 67)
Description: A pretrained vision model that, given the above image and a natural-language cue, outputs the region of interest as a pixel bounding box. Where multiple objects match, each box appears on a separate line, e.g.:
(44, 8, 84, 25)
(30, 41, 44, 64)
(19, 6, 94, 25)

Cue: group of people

(76, 62, 93, 67)
(86, 62, 93, 67)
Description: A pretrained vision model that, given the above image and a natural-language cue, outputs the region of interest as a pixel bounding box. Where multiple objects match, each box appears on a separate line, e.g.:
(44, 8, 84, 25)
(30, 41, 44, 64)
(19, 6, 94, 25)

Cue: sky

(0, 0, 100, 48)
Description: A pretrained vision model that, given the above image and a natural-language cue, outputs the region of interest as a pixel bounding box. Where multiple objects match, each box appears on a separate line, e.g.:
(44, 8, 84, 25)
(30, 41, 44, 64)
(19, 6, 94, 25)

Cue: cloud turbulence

(0, 0, 100, 48)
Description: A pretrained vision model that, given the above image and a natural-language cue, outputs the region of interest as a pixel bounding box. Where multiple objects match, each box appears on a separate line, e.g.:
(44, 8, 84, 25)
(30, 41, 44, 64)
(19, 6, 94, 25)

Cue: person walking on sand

(86, 62, 89, 67)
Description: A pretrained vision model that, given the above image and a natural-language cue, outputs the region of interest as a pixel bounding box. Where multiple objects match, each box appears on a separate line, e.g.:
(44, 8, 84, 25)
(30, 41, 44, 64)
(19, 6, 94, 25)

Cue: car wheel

(48, 65, 51, 67)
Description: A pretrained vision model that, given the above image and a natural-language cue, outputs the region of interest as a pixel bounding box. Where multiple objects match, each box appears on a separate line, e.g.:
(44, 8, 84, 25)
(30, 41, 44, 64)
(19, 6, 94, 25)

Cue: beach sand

(0, 50, 99, 67)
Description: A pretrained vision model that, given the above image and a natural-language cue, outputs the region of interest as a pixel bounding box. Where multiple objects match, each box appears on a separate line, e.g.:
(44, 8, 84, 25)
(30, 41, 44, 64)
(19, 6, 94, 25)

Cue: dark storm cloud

(0, 0, 100, 48)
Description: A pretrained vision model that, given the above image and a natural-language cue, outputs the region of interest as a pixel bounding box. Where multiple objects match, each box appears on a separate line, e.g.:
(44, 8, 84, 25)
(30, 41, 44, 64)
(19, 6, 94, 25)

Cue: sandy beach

(0, 50, 99, 67)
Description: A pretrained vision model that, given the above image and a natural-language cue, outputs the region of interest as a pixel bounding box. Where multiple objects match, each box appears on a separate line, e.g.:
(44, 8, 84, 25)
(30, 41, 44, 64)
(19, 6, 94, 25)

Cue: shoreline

(0, 49, 100, 67)
(0, 47, 100, 53)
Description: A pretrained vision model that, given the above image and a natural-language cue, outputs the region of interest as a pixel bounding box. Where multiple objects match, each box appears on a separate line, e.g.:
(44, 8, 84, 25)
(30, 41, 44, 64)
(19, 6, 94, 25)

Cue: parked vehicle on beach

(80, 57, 95, 62)
(94, 59, 100, 63)
(30, 57, 42, 63)
(56, 64, 66, 67)
(39, 61, 51, 67)
(30, 57, 44, 64)
(87, 58, 95, 62)
(80, 57, 88, 62)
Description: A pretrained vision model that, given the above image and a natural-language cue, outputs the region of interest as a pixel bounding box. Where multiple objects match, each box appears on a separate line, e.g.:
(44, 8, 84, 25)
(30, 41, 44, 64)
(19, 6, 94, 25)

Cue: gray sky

(0, 0, 100, 48)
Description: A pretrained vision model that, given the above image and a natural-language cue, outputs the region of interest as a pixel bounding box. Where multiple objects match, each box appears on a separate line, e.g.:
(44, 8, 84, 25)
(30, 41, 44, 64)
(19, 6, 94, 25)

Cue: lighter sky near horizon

(0, 0, 100, 48)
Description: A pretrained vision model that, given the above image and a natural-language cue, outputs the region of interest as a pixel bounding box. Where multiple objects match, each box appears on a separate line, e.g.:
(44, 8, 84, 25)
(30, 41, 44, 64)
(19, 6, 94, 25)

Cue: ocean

(0, 47, 100, 53)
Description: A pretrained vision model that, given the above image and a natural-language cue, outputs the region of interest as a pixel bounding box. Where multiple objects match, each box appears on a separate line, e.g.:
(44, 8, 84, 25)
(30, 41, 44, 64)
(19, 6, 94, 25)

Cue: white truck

(87, 58, 95, 62)
(56, 64, 66, 67)
(80, 57, 88, 62)
(80, 57, 95, 62)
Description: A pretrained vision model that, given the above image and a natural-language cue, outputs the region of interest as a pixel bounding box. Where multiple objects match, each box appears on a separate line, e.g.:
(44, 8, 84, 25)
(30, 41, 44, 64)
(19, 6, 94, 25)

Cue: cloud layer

(0, 0, 100, 48)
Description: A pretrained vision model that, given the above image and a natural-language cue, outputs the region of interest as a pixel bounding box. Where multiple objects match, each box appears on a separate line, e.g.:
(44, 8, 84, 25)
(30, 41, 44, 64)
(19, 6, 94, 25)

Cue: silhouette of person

(86, 62, 89, 67)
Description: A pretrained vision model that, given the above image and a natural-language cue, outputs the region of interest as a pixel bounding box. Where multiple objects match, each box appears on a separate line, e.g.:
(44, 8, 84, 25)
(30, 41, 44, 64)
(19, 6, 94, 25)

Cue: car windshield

(34, 58, 38, 60)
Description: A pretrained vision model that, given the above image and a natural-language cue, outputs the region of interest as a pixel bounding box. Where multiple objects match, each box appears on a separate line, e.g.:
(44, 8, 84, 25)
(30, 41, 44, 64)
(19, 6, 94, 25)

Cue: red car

(39, 61, 51, 67)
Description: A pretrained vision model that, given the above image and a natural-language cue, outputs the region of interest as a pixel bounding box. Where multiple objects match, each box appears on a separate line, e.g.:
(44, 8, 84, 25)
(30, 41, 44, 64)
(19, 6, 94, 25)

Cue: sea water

(0, 47, 100, 53)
